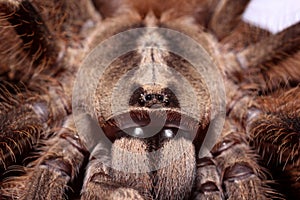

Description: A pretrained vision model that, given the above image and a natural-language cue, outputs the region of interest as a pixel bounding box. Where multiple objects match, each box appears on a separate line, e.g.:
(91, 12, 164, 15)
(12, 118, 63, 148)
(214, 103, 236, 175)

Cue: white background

(243, 0, 300, 33)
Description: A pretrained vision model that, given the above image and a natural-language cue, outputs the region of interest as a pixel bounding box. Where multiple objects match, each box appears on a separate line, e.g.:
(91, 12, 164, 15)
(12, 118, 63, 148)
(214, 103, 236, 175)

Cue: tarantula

(0, 0, 299, 199)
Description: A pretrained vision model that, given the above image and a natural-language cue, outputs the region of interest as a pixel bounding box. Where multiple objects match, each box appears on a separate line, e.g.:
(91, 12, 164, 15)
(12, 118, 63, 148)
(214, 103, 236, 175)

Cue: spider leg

(0, 0, 101, 84)
(220, 21, 271, 52)
(0, 0, 65, 82)
(248, 86, 300, 199)
(211, 4, 300, 96)
(236, 22, 300, 70)
(0, 1, 100, 188)
(208, 0, 250, 40)
(193, 156, 223, 200)
(192, 125, 273, 200)
(1, 117, 87, 199)
(221, 19, 300, 198)
(230, 22, 300, 92)
(0, 91, 47, 171)
(222, 78, 300, 199)
(0, 0, 99, 198)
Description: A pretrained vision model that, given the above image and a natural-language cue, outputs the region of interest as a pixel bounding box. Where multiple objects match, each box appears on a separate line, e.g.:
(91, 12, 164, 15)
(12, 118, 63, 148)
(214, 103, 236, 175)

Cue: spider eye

(145, 94, 152, 101)
(156, 94, 164, 101)
(164, 99, 170, 106)
(138, 98, 145, 106)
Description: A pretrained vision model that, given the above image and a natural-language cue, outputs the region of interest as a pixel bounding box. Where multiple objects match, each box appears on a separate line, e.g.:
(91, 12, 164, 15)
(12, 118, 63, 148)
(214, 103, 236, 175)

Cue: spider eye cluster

(139, 93, 170, 106)
(128, 85, 176, 108)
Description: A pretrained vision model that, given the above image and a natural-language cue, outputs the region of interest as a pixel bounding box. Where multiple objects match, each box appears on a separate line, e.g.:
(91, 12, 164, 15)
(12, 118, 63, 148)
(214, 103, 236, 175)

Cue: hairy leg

(236, 22, 300, 70)
(218, 10, 300, 93)
(1, 117, 87, 200)
(208, 0, 250, 40)
(193, 119, 274, 200)
(248, 86, 300, 199)
(193, 156, 223, 200)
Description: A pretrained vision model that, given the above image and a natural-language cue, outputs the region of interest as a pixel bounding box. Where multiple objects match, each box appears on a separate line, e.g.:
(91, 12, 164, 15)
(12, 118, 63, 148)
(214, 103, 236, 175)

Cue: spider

(0, 0, 299, 199)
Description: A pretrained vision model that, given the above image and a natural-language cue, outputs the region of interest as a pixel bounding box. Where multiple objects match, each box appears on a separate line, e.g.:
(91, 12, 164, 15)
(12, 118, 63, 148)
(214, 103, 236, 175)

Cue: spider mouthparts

(115, 126, 182, 140)
(101, 109, 201, 143)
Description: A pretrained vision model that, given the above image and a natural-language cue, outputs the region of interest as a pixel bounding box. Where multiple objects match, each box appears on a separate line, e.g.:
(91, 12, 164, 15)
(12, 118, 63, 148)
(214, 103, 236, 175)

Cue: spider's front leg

(222, 15, 300, 198)
(193, 119, 272, 200)
(20, 117, 88, 200)
(1, 115, 88, 200)
(0, 0, 101, 198)
(248, 87, 300, 199)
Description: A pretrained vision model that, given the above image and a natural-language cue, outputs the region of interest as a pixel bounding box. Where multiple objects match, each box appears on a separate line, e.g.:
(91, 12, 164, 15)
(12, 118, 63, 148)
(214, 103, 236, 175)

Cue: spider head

(74, 27, 224, 159)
